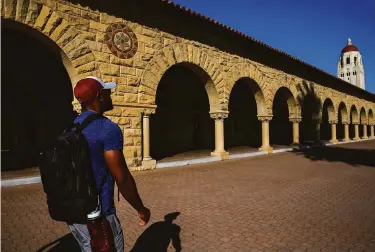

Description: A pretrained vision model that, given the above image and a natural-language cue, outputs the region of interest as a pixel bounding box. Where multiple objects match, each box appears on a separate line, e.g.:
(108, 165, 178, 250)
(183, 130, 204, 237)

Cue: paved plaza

(2, 140, 375, 252)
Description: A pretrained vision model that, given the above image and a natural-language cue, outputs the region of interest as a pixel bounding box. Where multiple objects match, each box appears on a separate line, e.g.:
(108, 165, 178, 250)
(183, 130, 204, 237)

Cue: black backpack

(38, 113, 106, 224)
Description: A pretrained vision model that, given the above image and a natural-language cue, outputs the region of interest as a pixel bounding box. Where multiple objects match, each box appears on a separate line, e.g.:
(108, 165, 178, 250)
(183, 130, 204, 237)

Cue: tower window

(346, 57, 350, 64)
(354, 57, 357, 66)
(340, 58, 344, 67)
(353, 71, 356, 76)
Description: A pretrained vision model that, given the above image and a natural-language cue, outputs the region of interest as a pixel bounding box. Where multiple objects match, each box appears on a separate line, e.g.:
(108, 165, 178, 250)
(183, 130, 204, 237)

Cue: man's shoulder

(101, 116, 123, 136)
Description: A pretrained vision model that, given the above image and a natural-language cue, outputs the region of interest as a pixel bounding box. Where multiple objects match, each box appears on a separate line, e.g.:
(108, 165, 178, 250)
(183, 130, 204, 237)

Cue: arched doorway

(224, 78, 263, 150)
(360, 107, 366, 137)
(350, 105, 358, 139)
(300, 94, 320, 144)
(337, 102, 348, 140)
(320, 98, 335, 142)
(368, 109, 374, 136)
(270, 87, 297, 146)
(150, 63, 215, 161)
(2, 19, 75, 171)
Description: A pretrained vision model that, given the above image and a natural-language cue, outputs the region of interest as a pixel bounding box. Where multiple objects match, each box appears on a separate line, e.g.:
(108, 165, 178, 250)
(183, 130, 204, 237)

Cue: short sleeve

(102, 122, 124, 151)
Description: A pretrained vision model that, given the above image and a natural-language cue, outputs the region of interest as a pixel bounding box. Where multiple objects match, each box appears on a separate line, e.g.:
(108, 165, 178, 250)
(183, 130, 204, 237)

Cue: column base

(353, 137, 360, 141)
(362, 136, 369, 140)
(329, 139, 339, 144)
(141, 159, 157, 169)
(291, 143, 300, 148)
(211, 151, 229, 160)
(258, 146, 273, 153)
(343, 138, 351, 142)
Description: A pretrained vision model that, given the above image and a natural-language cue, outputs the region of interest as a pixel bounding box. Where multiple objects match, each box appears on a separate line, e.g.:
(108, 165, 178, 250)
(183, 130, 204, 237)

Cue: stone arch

(322, 97, 337, 122)
(271, 86, 300, 119)
(225, 63, 269, 115)
(138, 43, 221, 112)
(360, 107, 367, 124)
(1, 0, 100, 87)
(368, 109, 374, 125)
(338, 101, 349, 123)
(350, 104, 359, 123)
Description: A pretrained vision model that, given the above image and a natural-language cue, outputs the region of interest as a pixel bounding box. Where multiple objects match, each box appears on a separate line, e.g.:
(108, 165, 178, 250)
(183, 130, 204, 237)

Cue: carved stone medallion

(104, 22, 138, 59)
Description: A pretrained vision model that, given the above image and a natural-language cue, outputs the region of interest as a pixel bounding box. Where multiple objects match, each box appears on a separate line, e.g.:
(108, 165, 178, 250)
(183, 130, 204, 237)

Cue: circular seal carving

(104, 22, 138, 59)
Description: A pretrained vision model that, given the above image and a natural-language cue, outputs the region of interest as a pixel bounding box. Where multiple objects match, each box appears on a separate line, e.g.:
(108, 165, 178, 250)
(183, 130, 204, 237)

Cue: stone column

(362, 123, 368, 139)
(329, 120, 338, 143)
(289, 117, 301, 145)
(141, 109, 156, 169)
(342, 121, 350, 142)
(210, 112, 229, 160)
(258, 116, 273, 153)
(353, 122, 360, 140)
(72, 99, 82, 114)
(370, 124, 375, 138)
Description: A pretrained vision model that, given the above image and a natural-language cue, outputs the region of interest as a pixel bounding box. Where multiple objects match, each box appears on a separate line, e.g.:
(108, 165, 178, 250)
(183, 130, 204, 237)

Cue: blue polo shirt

(74, 110, 123, 216)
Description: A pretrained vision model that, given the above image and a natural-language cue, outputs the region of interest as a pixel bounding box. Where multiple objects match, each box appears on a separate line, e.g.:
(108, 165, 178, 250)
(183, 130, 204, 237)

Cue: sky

(171, 0, 375, 94)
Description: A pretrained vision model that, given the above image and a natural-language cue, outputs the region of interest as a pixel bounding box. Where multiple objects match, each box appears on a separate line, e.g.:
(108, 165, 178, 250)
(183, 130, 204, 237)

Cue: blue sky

(171, 0, 375, 94)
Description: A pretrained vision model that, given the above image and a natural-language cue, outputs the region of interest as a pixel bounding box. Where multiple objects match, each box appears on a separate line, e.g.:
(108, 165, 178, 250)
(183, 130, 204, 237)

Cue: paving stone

(2, 140, 375, 251)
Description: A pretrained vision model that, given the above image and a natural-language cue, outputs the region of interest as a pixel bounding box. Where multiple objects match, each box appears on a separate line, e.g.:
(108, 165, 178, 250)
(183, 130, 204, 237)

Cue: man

(70, 76, 151, 251)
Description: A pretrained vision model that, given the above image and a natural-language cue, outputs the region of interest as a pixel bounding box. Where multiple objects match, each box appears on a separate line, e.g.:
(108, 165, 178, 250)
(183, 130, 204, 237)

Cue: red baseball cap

(74, 76, 117, 104)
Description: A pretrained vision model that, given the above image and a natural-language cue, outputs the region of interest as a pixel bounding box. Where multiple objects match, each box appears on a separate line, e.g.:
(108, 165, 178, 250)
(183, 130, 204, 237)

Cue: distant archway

(360, 107, 367, 137)
(225, 77, 264, 149)
(150, 63, 214, 160)
(337, 102, 348, 140)
(350, 105, 359, 138)
(320, 98, 335, 141)
(270, 87, 298, 145)
(300, 94, 320, 144)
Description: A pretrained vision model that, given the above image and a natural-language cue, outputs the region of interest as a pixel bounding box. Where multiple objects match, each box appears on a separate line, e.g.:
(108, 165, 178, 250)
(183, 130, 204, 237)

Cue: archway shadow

(130, 212, 182, 252)
(36, 233, 81, 252)
(292, 145, 375, 167)
(296, 81, 322, 144)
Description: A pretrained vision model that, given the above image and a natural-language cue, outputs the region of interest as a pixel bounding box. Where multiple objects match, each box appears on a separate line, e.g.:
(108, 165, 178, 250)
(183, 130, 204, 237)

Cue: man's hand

(138, 206, 151, 226)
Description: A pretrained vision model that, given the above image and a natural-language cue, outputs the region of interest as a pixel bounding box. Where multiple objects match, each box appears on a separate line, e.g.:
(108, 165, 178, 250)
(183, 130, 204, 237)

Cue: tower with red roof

(337, 38, 365, 90)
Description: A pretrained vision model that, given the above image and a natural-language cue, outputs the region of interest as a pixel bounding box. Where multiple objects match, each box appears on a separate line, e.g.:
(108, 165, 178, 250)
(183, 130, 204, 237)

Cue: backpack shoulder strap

(76, 113, 105, 132)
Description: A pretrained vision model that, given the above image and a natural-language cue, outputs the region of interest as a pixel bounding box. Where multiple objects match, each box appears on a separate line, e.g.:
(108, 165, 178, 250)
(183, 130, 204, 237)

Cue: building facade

(2, 0, 375, 171)
(337, 38, 365, 90)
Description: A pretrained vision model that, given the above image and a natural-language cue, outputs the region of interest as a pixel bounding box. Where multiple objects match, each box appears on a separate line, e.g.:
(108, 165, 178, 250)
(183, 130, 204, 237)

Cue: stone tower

(337, 38, 365, 90)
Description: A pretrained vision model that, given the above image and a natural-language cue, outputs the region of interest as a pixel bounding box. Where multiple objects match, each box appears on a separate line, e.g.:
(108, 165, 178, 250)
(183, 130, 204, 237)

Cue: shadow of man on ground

(130, 212, 182, 252)
(36, 233, 81, 252)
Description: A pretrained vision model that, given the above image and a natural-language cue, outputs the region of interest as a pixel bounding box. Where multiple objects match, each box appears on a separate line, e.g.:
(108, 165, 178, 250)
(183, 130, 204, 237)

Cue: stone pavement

(2, 140, 375, 252)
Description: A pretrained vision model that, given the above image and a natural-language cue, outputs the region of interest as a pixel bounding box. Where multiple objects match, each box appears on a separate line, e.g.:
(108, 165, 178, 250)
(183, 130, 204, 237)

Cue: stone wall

(2, 0, 375, 170)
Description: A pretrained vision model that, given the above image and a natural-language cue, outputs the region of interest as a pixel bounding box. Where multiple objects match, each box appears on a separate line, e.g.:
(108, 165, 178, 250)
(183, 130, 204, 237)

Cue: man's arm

(104, 149, 150, 225)
(102, 123, 150, 225)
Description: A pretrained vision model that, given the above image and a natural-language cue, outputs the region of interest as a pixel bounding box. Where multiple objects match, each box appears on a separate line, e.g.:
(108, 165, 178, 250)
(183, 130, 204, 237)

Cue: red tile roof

(342, 45, 359, 53)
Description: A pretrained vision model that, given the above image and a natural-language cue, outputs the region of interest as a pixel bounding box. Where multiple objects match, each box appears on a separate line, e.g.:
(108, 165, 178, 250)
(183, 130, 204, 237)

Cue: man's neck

(82, 107, 101, 114)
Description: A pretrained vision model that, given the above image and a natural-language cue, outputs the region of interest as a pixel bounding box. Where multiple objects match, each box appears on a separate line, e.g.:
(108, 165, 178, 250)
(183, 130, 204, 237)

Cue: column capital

(258, 115, 273, 122)
(141, 108, 156, 117)
(362, 122, 368, 126)
(329, 120, 338, 124)
(341, 120, 350, 125)
(352, 121, 359, 125)
(210, 111, 229, 120)
(72, 100, 82, 114)
(289, 117, 302, 123)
